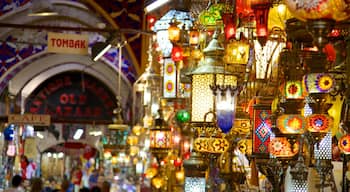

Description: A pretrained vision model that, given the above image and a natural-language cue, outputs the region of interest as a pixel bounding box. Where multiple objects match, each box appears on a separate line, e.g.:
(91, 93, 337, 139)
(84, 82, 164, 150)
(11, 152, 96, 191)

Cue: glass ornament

(176, 109, 190, 123)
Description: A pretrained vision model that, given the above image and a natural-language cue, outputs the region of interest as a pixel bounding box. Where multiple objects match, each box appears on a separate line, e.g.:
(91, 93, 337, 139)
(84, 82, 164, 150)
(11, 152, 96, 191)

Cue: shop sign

(47, 32, 88, 55)
(8, 114, 50, 126)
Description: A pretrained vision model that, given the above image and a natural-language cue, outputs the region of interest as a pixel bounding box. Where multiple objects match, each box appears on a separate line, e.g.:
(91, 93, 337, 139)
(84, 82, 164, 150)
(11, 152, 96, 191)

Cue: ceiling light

(73, 128, 84, 140)
(144, 0, 171, 13)
(91, 42, 112, 61)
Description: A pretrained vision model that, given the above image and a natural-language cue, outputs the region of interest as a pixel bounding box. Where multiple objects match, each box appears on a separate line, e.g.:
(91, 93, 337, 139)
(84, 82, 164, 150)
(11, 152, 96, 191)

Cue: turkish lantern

(171, 46, 183, 62)
(222, 12, 236, 40)
(251, 1, 271, 45)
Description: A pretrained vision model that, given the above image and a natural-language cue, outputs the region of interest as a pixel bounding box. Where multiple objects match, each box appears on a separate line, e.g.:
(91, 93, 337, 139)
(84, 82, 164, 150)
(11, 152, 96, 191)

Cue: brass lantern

(190, 31, 237, 123)
(168, 18, 181, 42)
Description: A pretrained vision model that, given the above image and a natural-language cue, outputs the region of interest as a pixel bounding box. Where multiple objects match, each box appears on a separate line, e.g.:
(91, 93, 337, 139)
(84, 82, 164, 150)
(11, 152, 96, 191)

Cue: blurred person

(61, 178, 71, 192)
(88, 169, 99, 189)
(79, 187, 89, 192)
(71, 165, 83, 192)
(30, 178, 43, 192)
(90, 186, 101, 192)
(4, 174, 24, 192)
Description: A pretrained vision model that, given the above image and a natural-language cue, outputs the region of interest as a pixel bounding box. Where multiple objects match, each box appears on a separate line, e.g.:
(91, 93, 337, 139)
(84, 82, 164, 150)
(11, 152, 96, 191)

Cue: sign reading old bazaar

(25, 72, 117, 123)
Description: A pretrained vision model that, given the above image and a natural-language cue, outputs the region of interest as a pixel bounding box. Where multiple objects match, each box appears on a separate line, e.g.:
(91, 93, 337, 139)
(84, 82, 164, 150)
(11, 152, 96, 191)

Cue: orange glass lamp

(277, 114, 306, 134)
(224, 40, 250, 64)
(168, 18, 181, 42)
(339, 134, 350, 154)
(189, 28, 200, 45)
(269, 137, 299, 158)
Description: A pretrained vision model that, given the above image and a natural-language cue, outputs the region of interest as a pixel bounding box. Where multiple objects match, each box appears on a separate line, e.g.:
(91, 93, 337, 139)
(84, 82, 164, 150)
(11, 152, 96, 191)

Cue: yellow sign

(8, 114, 50, 126)
(47, 32, 89, 55)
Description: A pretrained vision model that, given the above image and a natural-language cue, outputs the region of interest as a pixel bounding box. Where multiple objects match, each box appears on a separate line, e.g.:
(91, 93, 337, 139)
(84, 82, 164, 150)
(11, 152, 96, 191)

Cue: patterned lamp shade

(339, 134, 350, 154)
(285, 81, 304, 99)
(253, 104, 272, 155)
(303, 73, 335, 94)
(277, 114, 306, 134)
(306, 114, 333, 133)
(269, 137, 298, 158)
(284, 0, 350, 21)
(149, 130, 172, 149)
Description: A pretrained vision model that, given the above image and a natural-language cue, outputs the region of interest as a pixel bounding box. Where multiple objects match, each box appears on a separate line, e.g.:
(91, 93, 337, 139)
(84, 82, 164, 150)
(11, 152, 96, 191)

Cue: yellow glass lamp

(168, 18, 181, 42)
(224, 40, 250, 64)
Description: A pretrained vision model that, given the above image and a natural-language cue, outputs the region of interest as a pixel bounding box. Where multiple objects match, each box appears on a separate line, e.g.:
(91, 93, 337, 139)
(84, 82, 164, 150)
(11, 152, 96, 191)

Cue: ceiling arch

(8, 53, 131, 112)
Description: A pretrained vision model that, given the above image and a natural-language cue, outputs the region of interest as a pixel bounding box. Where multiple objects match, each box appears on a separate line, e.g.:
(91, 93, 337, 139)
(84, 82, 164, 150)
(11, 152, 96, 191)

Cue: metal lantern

(224, 40, 250, 64)
(183, 152, 208, 192)
(149, 109, 173, 161)
(168, 18, 181, 42)
(190, 32, 237, 123)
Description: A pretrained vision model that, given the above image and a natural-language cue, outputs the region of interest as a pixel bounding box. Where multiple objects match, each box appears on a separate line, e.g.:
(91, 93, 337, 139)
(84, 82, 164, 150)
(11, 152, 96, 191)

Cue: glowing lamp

(285, 81, 304, 99)
(149, 110, 172, 161)
(306, 114, 333, 133)
(152, 176, 165, 189)
(224, 40, 250, 64)
(168, 19, 181, 42)
(252, 97, 272, 156)
(303, 73, 335, 94)
(251, 2, 270, 45)
(171, 46, 183, 62)
(176, 109, 190, 123)
(277, 114, 306, 134)
(338, 134, 350, 154)
(175, 169, 185, 183)
(190, 32, 237, 122)
(222, 13, 236, 40)
(189, 28, 200, 45)
(213, 86, 239, 133)
(269, 137, 298, 158)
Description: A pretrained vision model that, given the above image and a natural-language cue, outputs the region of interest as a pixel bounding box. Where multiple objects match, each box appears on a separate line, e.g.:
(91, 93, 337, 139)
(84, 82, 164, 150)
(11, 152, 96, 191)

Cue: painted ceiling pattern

(0, 0, 143, 93)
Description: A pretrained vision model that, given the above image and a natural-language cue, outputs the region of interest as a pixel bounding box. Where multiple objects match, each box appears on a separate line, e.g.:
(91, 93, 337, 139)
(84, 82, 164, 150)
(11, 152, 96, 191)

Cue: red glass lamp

(171, 46, 183, 62)
(222, 13, 237, 40)
(251, 0, 271, 45)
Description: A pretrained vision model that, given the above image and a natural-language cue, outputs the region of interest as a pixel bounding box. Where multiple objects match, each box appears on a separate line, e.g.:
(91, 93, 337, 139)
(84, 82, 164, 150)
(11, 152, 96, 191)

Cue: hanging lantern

(168, 18, 181, 42)
(189, 28, 200, 45)
(183, 152, 208, 192)
(306, 114, 333, 133)
(338, 134, 350, 154)
(251, 1, 271, 45)
(284, 81, 304, 99)
(149, 110, 173, 161)
(252, 97, 272, 156)
(190, 32, 237, 122)
(224, 40, 250, 64)
(277, 114, 306, 134)
(303, 73, 335, 94)
(269, 137, 298, 158)
(176, 109, 191, 123)
(213, 87, 239, 133)
(171, 46, 184, 62)
(222, 13, 236, 40)
(198, 4, 225, 30)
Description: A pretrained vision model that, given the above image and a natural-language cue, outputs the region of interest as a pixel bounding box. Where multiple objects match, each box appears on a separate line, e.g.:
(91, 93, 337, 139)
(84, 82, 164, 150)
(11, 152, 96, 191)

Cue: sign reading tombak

(47, 32, 89, 55)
